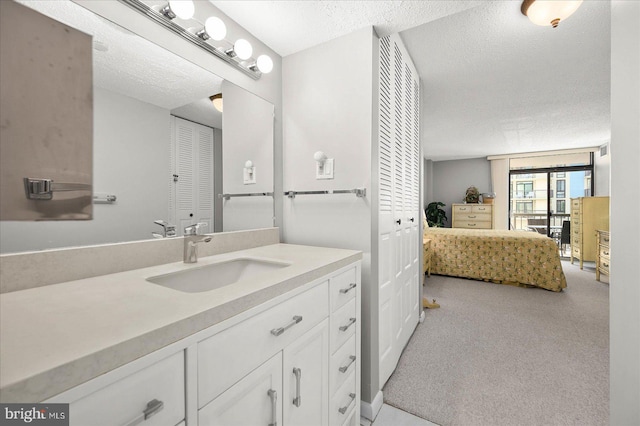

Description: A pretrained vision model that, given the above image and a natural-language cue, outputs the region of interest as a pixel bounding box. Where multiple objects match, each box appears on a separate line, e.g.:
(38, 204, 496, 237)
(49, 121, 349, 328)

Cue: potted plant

(425, 202, 447, 227)
(465, 186, 480, 203)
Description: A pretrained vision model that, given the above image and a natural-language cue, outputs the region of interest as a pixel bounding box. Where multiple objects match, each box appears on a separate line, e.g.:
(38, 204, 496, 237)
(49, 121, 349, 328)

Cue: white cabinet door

(170, 116, 214, 235)
(198, 353, 282, 426)
(283, 320, 329, 426)
(378, 34, 420, 388)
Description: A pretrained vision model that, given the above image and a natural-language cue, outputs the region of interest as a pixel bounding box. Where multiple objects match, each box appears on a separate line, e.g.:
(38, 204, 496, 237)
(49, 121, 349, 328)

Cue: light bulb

(168, 0, 194, 20)
(256, 55, 273, 74)
(234, 39, 253, 60)
(204, 16, 226, 41)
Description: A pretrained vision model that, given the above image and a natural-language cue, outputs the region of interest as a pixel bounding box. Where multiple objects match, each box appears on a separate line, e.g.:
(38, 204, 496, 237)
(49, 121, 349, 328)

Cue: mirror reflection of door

(170, 117, 215, 236)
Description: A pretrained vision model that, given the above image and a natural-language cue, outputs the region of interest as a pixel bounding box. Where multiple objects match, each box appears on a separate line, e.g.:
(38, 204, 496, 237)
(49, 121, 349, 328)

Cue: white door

(170, 116, 214, 235)
(283, 320, 329, 426)
(198, 352, 282, 426)
(378, 34, 421, 388)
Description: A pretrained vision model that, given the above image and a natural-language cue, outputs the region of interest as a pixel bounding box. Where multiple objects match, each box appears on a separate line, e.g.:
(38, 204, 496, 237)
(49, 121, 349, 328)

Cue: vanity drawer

(69, 351, 185, 426)
(330, 266, 357, 313)
(331, 371, 357, 426)
(331, 298, 357, 353)
(198, 281, 329, 408)
(330, 334, 357, 395)
(599, 246, 610, 260)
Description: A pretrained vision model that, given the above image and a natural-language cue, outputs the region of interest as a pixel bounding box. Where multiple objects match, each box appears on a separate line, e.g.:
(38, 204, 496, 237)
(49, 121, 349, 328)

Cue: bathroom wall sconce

(244, 160, 256, 185)
(314, 151, 334, 180)
(210, 94, 223, 112)
(521, 0, 583, 28)
(118, 0, 273, 80)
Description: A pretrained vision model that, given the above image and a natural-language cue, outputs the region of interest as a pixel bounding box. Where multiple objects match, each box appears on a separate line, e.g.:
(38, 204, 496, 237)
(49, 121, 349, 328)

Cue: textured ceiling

(19, 0, 222, 126)
(211, 0, 484, 57)
(213, 0, 611, 161)
(402, 0, 611, 160)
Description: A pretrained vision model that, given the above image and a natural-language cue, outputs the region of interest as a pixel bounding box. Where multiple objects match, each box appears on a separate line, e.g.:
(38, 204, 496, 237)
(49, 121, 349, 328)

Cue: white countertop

(0, 243, 361, 403)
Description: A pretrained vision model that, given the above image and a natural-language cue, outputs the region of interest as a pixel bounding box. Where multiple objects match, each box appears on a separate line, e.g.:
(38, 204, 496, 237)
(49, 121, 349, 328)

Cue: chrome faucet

(153, 220, 176, 238)
(183, 223, 212, 263)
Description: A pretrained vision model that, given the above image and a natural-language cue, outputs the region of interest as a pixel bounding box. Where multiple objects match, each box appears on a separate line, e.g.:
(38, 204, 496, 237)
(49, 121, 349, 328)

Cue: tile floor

(360, 404, 438, 426)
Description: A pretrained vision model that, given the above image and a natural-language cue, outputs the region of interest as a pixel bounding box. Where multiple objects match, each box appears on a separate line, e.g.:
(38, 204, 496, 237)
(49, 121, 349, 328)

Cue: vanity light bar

(117, 0, 262, 80)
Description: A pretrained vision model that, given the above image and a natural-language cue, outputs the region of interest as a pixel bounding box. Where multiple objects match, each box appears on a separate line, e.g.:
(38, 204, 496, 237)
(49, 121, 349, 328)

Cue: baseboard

(360, 390, 384, 421)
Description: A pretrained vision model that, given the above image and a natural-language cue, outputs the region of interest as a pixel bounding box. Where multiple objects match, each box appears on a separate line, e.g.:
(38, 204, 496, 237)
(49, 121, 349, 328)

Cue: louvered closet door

(378, 34, 421, 389)
(170, 116, 214, 236)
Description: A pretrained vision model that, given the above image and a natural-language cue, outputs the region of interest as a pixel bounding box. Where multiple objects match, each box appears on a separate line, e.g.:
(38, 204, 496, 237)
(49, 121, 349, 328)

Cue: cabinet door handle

(338, 393, 356, 414)
(339, 317, 356, 332)
(340, 283, 357, 294)
(271, 316, 303, 336)
(395, 219, 402, 225)
(339, 355, 357, 373)
(409, 217, 415, 222)
(124, 399, 164, 426)
(293, 367, 302, 407)
(268, 389, 278, 426)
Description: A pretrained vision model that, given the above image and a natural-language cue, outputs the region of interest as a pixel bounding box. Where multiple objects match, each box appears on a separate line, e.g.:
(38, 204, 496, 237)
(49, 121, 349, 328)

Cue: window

(556, 180, 566, 198)
(515, 181, 533, 199)
(557, 200, 566, 213)
(516, 201, 533, 213)
(556, 172, 566, 178)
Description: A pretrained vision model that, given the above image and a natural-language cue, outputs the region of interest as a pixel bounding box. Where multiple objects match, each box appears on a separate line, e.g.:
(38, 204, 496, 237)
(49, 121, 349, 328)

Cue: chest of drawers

(596, 230, 610, 281)
(570, 196, 610, 269)
(452, 203, 493, 229)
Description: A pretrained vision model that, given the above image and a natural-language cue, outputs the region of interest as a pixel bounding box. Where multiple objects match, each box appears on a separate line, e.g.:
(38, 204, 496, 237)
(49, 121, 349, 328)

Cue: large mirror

(0, 0, 275, 254)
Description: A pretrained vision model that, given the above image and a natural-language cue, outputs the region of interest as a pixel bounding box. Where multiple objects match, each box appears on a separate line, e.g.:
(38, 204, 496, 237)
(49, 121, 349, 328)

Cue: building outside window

(516, 201, 533, 213)
(557, 200, 566, 213)
(556, 180, 566, 198)
(515, 181, 534, 199)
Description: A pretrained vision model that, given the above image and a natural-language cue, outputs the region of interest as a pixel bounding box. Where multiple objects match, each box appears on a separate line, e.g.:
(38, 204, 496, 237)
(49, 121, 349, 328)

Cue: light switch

(316, 158, 334, 180)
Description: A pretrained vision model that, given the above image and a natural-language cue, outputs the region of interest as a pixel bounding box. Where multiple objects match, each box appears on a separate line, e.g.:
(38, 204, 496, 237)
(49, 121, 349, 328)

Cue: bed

(424, 227, 567, 292)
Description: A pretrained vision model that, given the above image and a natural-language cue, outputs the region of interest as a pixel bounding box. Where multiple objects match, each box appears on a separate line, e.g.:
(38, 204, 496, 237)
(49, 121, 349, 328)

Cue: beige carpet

(382, 261, 609, 426)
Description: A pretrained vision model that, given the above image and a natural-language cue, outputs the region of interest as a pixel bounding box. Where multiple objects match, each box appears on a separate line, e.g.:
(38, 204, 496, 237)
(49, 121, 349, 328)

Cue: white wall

(282, 27, 377, 402)
(610, 2, 640, 424)
(0, 88, 170, 253)
(222, 81, 275, 231)
(431, 157, 492, 227)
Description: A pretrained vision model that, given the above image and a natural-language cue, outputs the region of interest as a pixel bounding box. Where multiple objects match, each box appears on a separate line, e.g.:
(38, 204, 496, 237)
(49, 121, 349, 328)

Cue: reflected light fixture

(197, 16, 226, 41)
(521, 0, 583, 28)
(210, 94, 223, 112)
(160, 0, 194, 20)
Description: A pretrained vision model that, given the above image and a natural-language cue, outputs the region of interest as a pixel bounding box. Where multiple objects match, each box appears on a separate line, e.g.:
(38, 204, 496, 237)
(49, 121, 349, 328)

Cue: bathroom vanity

(0, 242, 361, 426)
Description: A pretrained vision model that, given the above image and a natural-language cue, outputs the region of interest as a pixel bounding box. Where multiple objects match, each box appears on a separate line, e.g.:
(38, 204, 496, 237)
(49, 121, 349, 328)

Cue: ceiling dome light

(233, 39, 253, 60)
(161, 0, 194, 20)
(210, 94, 223, 112)
(256, 55, 273, 74)
(204, 17, 226, 41)
(521, 0, 583, 28)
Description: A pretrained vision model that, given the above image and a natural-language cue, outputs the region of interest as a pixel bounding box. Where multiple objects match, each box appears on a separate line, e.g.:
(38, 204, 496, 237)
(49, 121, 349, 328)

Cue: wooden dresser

(452, 203, 493, 229)
(596, 230, 610, 281)
(570, 196, 610, 269)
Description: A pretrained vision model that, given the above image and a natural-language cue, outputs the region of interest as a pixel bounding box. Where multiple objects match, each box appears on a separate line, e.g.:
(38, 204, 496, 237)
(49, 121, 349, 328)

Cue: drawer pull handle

(604, 238, 610, 243)
(125, 399, 164, 426)
(338, 393, 357, 415)
(339, 355, 357, 373)
(478, 207, 486, 211)
(268, 389, 278, 426)
(603, 262, 609, 268)
(340, 283, 357, 294)
(293, 367, 302, 407)
(468, 223, 476, 227)
(468, 215, 476, 218)
(339, 317, 356, 332)
(271, 315, 303, 336)
(603, 251, 609, 256)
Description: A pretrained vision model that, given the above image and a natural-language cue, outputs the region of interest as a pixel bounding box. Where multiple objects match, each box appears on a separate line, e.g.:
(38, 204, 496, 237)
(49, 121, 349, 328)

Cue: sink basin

(147, 258, 291, 293)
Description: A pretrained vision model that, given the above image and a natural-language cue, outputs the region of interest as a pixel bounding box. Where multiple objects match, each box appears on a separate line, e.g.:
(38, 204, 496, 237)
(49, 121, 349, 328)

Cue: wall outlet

(316, 158, 334, 180)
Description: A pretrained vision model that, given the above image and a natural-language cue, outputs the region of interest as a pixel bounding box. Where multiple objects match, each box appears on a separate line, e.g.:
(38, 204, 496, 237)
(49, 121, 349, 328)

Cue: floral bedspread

(424, 228, 567, 292)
